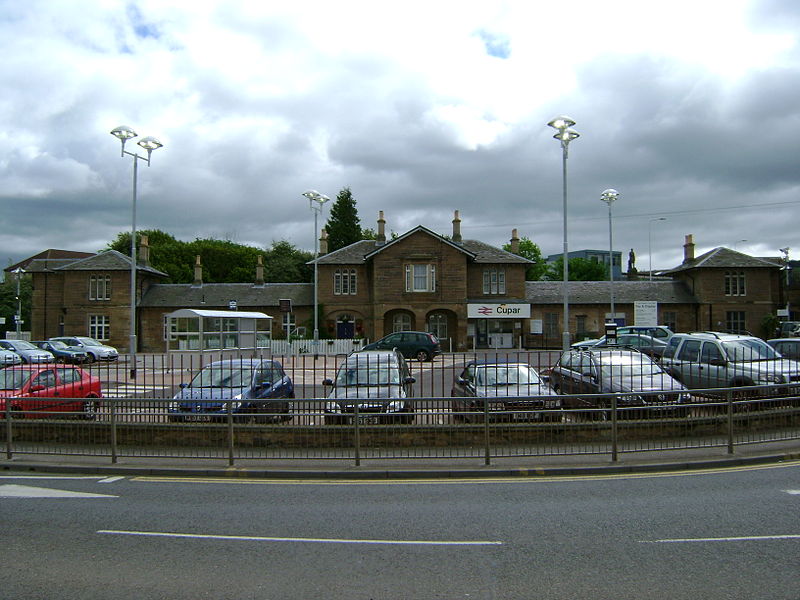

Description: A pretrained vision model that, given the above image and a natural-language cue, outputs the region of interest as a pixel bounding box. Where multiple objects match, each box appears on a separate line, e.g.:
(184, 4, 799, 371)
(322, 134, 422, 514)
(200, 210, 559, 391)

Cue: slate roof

(316, 228, 530, 265)
(664, 247, 782, 274)
(5, 249, 94, 273)
(525, 280, 698, 305)
(140, 282, 313, 308)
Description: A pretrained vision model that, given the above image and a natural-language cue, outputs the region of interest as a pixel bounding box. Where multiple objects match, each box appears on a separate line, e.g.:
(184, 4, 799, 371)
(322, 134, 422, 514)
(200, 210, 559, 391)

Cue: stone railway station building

(7, 211, 794, 352)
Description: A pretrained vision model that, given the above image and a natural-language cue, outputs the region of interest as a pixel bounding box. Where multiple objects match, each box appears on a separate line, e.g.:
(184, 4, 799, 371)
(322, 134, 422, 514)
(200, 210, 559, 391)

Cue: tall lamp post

(12, 267, 25, 337)
(648, 217, 666, 281)
(110, 125, 163, 379)
(548, 115, 580, 351)
(302, 190, 330, 348)
(600, 189, 619, 324)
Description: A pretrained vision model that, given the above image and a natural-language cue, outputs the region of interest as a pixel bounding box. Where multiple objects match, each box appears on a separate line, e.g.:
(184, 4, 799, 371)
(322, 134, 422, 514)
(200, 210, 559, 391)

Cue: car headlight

(325, 401, 341, 413)
(168, 401, 180, 411)
(229, 401, 242, 411)
(386, 400, 404, 413)
(760, 374, 785, 384)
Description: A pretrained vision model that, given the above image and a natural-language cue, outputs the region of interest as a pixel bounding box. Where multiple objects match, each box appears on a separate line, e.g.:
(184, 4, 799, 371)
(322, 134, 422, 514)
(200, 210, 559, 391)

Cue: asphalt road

(2, 462, 799, 599)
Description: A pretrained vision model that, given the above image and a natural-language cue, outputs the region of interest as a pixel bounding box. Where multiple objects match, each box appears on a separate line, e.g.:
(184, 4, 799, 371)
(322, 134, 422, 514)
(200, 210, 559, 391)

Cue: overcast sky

(2, 0, 799, 277)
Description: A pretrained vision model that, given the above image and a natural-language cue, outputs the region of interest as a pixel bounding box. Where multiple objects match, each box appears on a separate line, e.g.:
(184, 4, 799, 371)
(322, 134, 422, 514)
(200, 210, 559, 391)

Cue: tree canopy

(503, 236, 547, 281)
(544, 256, 610, 281)
(325, 187, 362, 252)
(107, 229, 313, 284)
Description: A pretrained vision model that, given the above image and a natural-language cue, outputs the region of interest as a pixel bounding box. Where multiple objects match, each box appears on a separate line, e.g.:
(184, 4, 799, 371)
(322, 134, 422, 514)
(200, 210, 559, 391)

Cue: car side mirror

(179, 383, 188, 389)
(30, 384, 46, 392)
(322, 378, 333, 386)
(709, 358, 727, 367)
(404, 376, 416, 384)
(540, 374, 550, 383)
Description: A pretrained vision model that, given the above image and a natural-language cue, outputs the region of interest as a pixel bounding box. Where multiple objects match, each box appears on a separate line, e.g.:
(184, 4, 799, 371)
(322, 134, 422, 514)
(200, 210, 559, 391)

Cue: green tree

(325, 187, 362, 252)
(544, 257, 609, 281)
(0, 272, 31, 336)
(263, 240, 313, 283)
(503, 236, 547, 281)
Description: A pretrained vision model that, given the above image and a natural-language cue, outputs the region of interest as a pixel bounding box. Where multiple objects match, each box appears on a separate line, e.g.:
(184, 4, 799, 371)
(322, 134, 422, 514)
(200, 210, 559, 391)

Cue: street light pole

(302, 190, 330, 349)
(548, 116, 579, 351)
(600, 189, 619, 324)
(110, 126, 163, 379)
(648, 217, 666, 281)
(12, 267, 25, 337)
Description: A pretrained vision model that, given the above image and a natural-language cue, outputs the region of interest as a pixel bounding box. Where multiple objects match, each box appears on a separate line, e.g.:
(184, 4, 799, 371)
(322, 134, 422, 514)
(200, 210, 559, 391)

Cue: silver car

(661, 332, 800, 393)
(48, 336, 119, 363)
(0, 348, 23, 366)
(0, 339, 54, 363)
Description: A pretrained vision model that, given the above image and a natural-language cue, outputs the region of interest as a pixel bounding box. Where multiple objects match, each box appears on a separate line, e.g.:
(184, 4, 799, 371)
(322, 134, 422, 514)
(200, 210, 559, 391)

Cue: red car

(0, 364, 102, 419)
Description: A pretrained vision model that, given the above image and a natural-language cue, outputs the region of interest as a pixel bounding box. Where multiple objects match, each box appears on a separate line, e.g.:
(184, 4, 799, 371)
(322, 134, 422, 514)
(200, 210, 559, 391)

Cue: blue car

(168, 359, 294, 423)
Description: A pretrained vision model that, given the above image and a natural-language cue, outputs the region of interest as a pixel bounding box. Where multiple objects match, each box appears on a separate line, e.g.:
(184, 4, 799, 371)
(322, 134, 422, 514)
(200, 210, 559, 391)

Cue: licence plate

(185, 414, 212, 422)
(357, 415, 380, 424)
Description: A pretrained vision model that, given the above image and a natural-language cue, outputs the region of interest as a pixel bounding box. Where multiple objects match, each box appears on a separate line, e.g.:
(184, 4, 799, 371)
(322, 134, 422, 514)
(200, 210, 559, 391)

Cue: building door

(336, 314, 355, 339)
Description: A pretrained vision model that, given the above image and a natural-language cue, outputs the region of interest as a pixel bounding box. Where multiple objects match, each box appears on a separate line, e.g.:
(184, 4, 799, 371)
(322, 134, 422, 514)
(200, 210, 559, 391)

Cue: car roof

(464, 360, 531, 367)
(203, 359, 282, 368)
(673, 331, 759, 342)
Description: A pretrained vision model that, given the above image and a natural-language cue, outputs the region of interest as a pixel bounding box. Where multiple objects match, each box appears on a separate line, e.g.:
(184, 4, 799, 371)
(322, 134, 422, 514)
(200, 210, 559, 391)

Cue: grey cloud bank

(2, 0, 799, 276)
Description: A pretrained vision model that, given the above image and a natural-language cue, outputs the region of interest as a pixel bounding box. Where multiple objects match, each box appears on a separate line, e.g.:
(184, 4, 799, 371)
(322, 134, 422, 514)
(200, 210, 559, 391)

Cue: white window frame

(89, 275, 111, 301)
(88, 315, 110, 341)
(334, 269, 357, 295)
(405, 264, 436, 292)
(724, 270, 746, 296)
(283, 312, 296, 337)
(482, 268, 506, 295)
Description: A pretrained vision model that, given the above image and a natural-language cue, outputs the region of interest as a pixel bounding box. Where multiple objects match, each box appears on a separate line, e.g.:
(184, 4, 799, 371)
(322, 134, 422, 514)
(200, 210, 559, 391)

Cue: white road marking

(642, 535, 800, 543)
(0, 484, 118, 498)
(97, 529, 503, 546)
(785, 490, 800, 495)
(98, 476, 125, 484)
(0, 476, 103, 480)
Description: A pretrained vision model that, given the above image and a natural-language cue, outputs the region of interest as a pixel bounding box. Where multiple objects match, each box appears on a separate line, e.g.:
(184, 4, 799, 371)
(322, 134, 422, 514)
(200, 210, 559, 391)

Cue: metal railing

(2, 350, 799, 466)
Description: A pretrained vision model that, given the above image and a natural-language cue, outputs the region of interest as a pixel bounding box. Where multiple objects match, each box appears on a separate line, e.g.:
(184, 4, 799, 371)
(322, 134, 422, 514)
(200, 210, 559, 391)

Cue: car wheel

(83, 399, 99, 420)
(85, 353, 96, 364)
(415, 349, 431, 362)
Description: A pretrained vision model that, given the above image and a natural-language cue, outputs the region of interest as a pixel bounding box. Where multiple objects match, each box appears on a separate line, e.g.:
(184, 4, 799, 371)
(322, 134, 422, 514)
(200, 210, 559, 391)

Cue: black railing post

(110, 398, 118, 464)
(353, 402, 361, 467)
(227, 399, 235, 466)
(5, 398, 11, 460)
(611, 394, 618, 462)
(727, 388, 734, 454)
(484, 399, 491, 466)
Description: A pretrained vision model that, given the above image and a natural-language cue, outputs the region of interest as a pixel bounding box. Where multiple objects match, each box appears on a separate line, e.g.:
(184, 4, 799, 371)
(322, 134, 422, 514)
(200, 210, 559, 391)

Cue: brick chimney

(138, 234, 150, 267)
(254, 255, 265, 287)
(376, 211, 386, 245)
(192, 255, 203, 287)
(509, 228, 520, 254)
(452, 210, 462, 243)
(683, 234, 695, 264)
(319, 228, 328, 255)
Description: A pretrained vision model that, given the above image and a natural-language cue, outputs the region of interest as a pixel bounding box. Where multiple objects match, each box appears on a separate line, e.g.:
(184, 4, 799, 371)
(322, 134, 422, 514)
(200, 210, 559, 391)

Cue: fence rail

(2, 351, 799, 466)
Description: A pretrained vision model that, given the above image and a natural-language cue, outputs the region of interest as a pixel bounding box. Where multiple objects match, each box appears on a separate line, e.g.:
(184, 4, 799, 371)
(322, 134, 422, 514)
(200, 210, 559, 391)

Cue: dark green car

(361, 331, 441, 362)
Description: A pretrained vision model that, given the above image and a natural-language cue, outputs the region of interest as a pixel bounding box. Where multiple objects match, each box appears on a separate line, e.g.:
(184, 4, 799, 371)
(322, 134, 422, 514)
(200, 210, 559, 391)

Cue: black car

(322, 350, 416, 424)
(547, 348, 691, 419)
(767, 338, 800, 360)
(31, 340, 89, 364)
(450, 361, 561, 422)
(362, 331, 441, 362)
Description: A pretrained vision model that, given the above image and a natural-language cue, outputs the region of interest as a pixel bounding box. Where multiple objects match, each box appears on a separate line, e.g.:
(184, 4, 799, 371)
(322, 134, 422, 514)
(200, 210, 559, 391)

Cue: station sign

(467, 303, 530, 319)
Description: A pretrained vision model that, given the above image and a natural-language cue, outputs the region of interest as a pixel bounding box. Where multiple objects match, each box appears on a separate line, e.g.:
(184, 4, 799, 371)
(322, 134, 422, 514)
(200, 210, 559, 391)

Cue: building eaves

(461, 240, 532, 264)
(315, 240, 377, 265)
(49, 250, 168, 277)
(525, 280, 698, 304)
(4, 249, 94, 273)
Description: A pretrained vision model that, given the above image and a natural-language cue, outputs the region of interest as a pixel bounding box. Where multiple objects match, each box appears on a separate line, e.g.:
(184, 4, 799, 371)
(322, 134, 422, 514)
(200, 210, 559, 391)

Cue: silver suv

(661, 332, 800, 393)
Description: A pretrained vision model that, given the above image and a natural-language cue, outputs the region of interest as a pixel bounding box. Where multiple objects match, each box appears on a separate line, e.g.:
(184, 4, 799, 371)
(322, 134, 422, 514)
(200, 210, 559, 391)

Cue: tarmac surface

(3, 438, 800, 479)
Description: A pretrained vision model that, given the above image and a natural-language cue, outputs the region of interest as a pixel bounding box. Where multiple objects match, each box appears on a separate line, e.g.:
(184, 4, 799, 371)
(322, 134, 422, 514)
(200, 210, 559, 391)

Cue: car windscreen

(76, 337, 103, 347)
(721, 339, 781, 362)
(12, 340, 38, 350)
(335, 364, 400, 386)
(475, 365, 541, 386)
(598, 356, 664, 379)
(190, 365, 253, 388)
(47, 341, 70, 350)
(0, 370, 30, 390)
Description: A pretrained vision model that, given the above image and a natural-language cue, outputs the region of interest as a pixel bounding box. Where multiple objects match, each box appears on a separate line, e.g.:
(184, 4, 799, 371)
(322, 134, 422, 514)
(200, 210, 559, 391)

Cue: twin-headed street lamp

(302, 190, 330, 347)
(12, 267, 25, 337)
(110, 126, 163, 379)
(600, 189, 619, 324)
(548, 116, 580, 351)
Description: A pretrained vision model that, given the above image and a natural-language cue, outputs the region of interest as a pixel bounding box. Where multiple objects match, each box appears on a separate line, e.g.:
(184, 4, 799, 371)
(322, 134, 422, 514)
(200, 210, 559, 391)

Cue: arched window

(392, 313, 412, 332)
(428, 313, 447, 340)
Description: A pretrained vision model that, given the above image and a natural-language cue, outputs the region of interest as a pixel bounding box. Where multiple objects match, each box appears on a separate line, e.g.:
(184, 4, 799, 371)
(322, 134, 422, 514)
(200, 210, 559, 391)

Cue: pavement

(3, 439, 800, 479)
